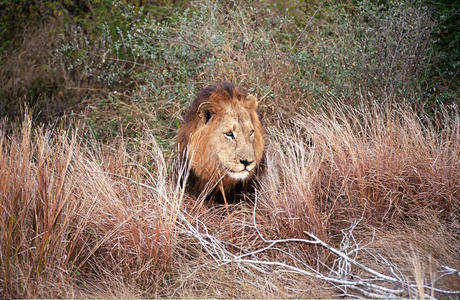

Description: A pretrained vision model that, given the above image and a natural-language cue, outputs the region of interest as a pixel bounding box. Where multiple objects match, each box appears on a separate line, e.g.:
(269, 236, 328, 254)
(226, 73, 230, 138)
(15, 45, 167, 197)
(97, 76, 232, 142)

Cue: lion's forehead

(222, 105, 254, 130)
(220, 115, 253, 133)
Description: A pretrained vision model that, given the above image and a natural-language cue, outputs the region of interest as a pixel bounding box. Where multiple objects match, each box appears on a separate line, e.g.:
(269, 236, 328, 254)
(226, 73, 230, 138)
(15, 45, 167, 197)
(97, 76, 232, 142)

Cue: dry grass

(0, 115, 183, 297)
(296, 104, 458, 227)
(1, 102, 459, 298)
(363, 211, 460, 299)
(257, 101, 458, 237)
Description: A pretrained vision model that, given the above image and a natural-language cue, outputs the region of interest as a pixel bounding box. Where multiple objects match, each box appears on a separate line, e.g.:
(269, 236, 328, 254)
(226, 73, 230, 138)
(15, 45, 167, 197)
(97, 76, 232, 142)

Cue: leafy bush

(0, 0, 187, 128)
(424, 0, 460, 107)
(2, 0, 457, 141)
(290, 1, 437, 106)
(47, 1, 300, 142)
(50, 0, 455, 143)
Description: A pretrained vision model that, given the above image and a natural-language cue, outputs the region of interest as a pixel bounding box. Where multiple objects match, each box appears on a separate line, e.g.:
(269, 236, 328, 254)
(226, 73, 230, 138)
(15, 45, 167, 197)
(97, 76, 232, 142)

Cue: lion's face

(205, 103, 258, 180)
(176, 82, 264, 196)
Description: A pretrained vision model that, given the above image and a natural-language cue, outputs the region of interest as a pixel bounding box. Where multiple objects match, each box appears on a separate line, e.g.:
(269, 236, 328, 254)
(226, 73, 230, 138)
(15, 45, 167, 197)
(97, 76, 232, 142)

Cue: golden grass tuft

(0, 115, 183, 297)
(294, 104, 459, 228)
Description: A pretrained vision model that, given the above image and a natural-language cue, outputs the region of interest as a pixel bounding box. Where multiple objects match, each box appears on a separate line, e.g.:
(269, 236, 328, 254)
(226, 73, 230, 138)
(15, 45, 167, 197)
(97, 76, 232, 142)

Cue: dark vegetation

(1, 0, 458, 137)
(0, 0, 459, 298)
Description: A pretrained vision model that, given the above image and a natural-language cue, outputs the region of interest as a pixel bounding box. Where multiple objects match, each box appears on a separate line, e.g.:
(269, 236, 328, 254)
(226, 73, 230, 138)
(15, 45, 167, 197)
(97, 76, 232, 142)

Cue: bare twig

(118, 174, 460, 299)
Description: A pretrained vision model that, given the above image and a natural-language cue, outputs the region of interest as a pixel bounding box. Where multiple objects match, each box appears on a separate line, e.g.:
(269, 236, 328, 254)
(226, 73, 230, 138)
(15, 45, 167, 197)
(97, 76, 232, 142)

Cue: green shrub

(51, 1, 299, 143)
(424, 0, 459, 108)
(1, 0, 457, 144)
(0, 0, 186, 128)
(290, 1, 436, 106)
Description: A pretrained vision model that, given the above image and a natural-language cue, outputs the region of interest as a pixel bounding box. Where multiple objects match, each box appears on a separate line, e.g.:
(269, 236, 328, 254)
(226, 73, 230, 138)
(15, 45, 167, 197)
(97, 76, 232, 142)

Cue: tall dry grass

(0, 116, 184, 298)
(1, 103, 459, 298)
(258, 103, 459, 239)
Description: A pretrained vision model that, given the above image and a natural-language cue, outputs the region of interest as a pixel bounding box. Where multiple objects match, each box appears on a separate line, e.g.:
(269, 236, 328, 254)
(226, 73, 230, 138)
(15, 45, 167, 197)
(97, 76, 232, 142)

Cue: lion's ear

(198, 102, 213, 124)
(246, 94, 258, 110)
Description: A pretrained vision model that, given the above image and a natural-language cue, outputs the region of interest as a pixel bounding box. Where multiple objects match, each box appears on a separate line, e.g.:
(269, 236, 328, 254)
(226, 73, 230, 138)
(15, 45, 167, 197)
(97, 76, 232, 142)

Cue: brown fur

(176, 82, 265, 200)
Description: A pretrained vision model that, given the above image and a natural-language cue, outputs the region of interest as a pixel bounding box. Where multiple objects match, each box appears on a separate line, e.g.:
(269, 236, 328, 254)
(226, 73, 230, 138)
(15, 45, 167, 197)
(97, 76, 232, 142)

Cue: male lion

(176, 82, 265, 201)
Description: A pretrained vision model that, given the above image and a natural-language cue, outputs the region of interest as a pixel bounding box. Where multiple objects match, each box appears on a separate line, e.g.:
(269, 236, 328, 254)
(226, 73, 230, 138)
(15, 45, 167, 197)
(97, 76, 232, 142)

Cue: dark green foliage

(0, 0, 187, 129)
(425, 0, 459, 107)
(0, 0, 85, 51)
(0, 0, 458, 145)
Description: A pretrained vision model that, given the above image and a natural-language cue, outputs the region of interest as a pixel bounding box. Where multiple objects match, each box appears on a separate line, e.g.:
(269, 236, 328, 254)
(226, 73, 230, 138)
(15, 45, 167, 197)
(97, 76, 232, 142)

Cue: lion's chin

(227, 170, 250, 180)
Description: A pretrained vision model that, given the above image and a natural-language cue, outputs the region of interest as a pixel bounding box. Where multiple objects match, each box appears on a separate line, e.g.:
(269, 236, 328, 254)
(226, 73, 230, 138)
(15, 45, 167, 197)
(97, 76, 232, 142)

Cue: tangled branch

(123, 165, 459, 299)
(177, 190, 460, 299)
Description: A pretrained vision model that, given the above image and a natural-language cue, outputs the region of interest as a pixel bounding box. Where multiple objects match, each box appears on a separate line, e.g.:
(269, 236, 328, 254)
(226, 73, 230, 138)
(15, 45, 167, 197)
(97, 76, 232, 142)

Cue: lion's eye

(249, 129, 255, 137)
(224, 131, 234, 139)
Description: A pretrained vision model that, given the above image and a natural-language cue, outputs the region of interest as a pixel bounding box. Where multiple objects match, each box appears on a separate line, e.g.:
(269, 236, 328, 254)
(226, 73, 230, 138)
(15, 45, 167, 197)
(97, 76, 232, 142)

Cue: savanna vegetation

(0, 0, 459, 298)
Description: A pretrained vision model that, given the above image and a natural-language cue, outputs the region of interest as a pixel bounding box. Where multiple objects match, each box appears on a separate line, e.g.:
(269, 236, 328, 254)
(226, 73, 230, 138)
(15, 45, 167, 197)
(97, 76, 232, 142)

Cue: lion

(176, 82, 265, 201)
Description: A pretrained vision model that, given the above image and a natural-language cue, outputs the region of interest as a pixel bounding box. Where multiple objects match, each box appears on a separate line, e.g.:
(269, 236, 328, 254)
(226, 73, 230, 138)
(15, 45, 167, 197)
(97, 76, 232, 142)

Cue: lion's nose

(240, 159, 253, 167)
